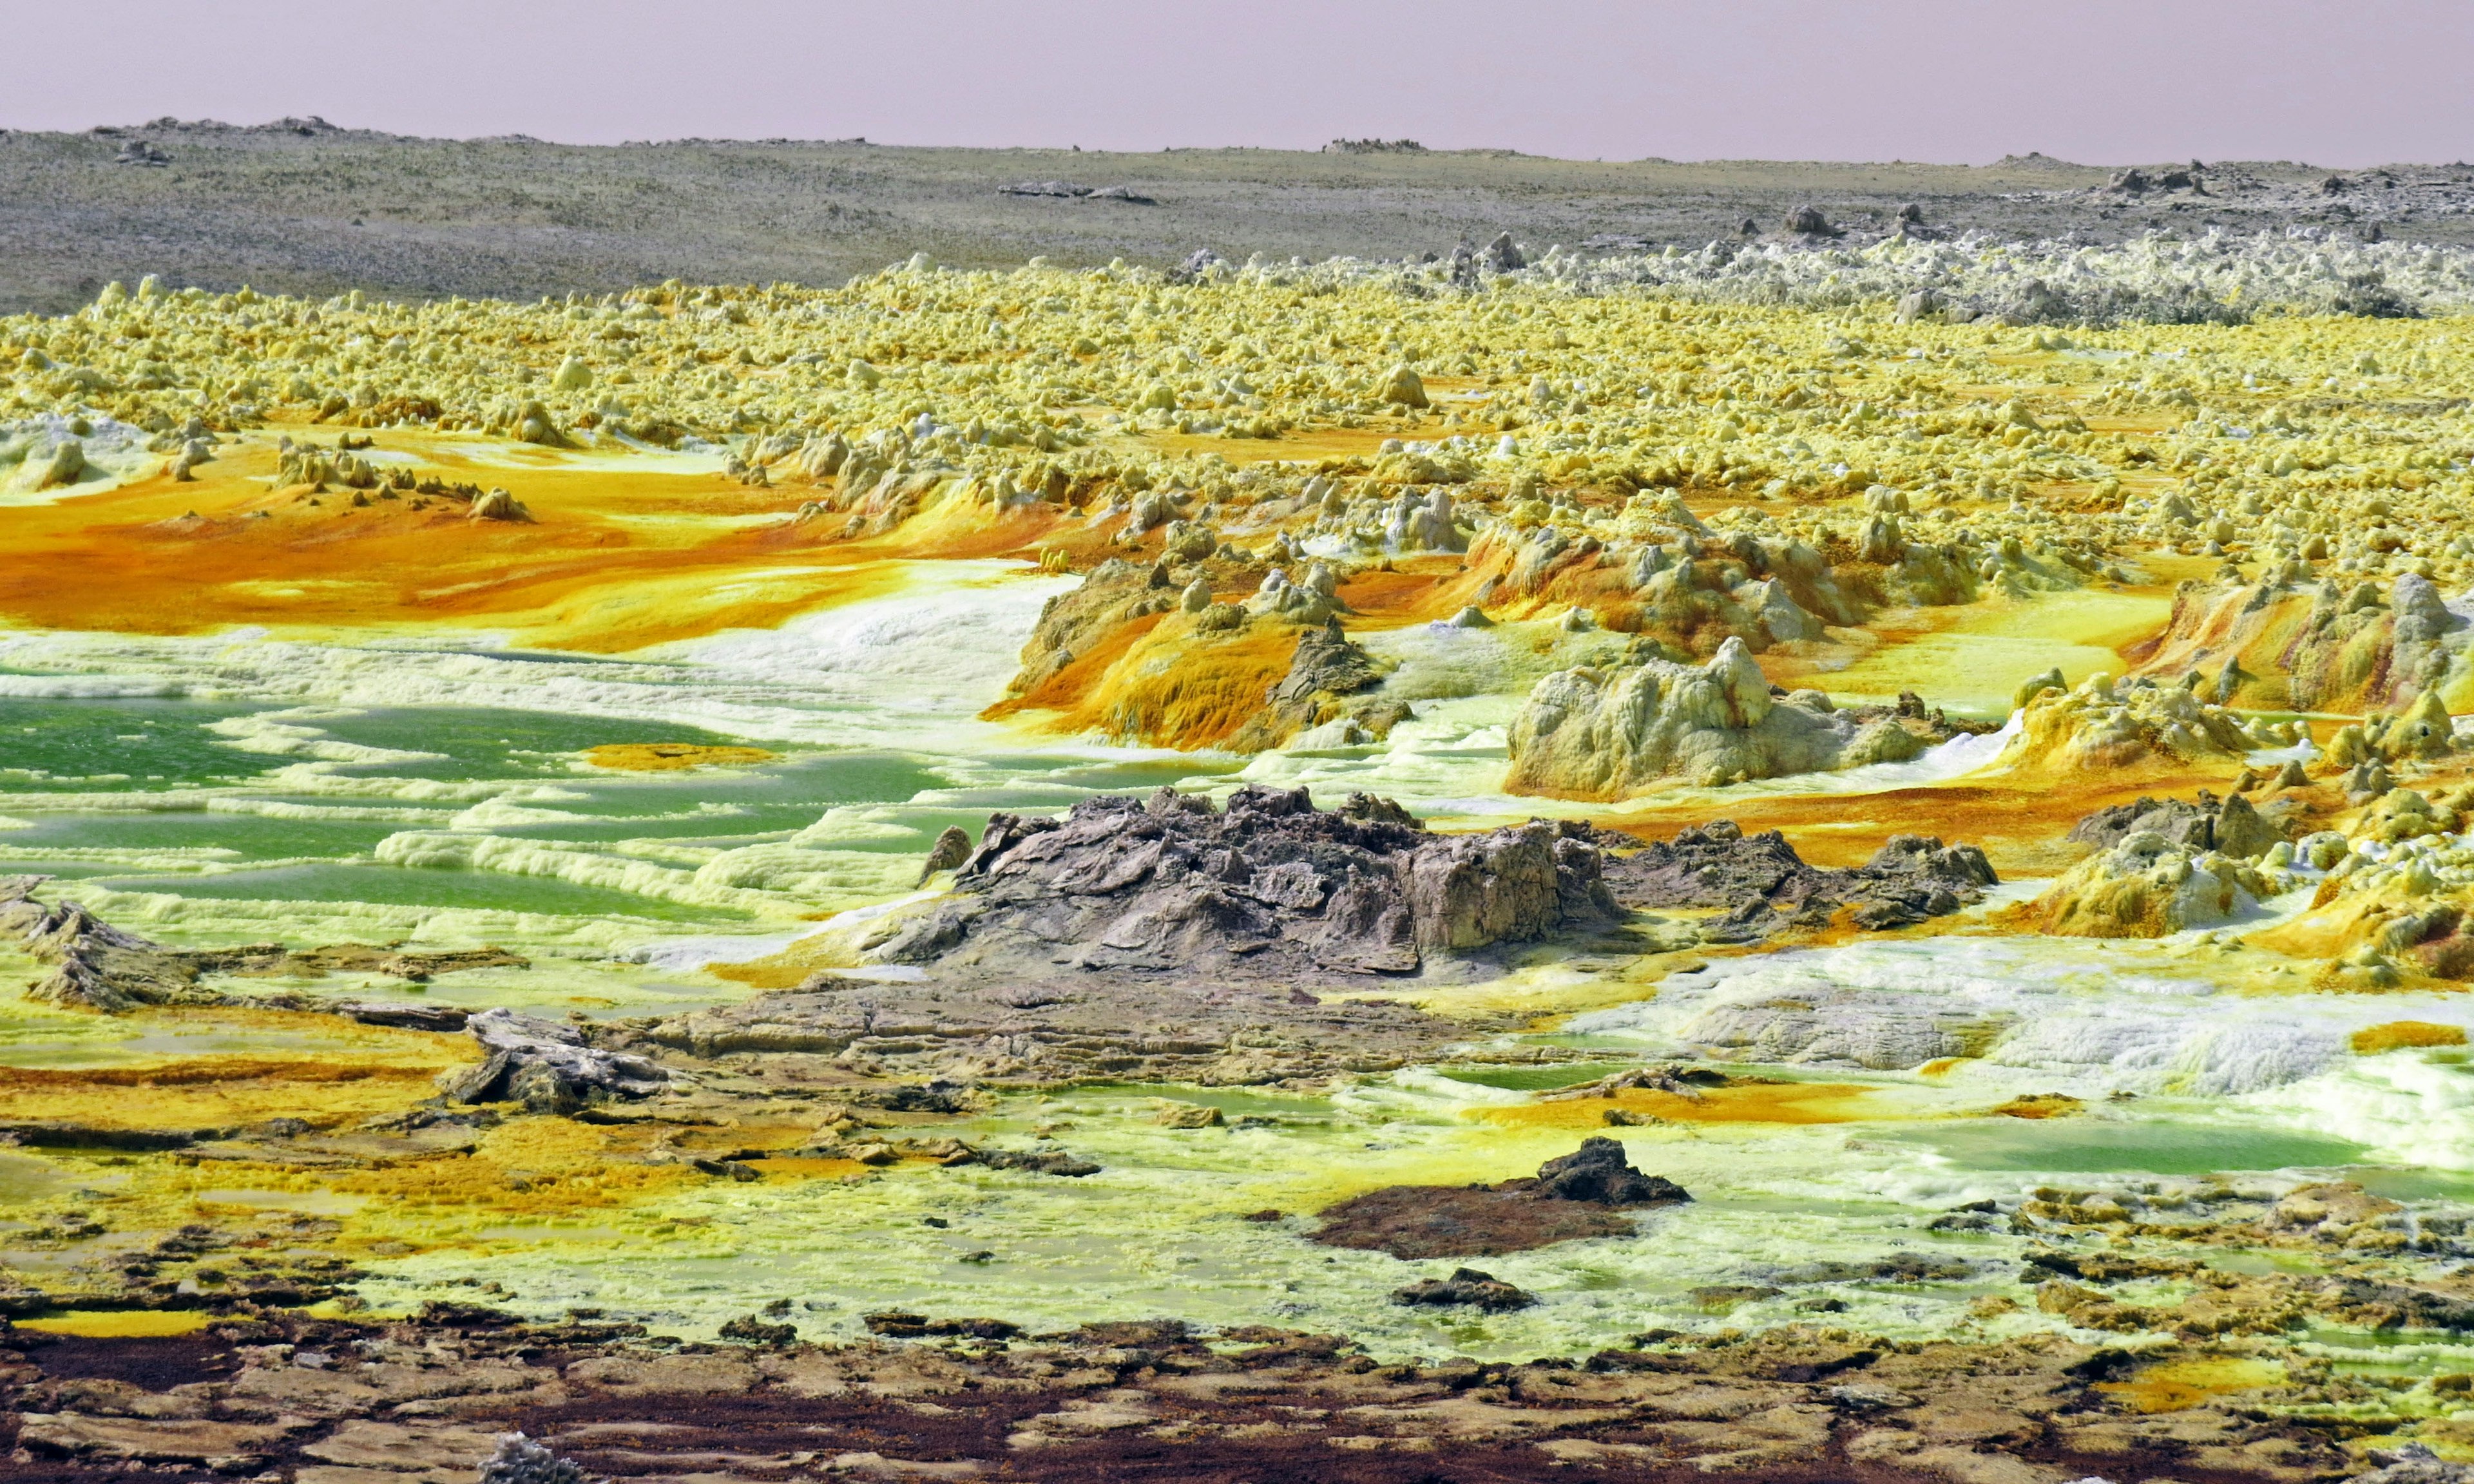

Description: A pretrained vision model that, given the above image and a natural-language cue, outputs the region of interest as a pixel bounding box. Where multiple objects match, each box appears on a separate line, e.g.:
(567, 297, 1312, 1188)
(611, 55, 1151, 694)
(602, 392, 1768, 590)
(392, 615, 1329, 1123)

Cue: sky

(11, 1, 2469, 167)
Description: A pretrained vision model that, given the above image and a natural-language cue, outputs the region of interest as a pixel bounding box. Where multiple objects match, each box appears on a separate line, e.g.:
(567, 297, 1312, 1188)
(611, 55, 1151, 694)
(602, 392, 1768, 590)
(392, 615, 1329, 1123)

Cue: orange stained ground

(0, 428, 1071, 652)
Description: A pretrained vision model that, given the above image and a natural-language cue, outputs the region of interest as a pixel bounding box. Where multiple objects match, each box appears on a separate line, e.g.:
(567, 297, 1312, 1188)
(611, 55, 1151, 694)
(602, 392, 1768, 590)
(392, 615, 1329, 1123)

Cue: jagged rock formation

(1605, 821, 1997, 938)
(0, 876, 520, 1012)
(872, 785, 1613, 979)
(633, 787, 1631, 1088)
(1227, 618, 1388, 750)
(1506, 638, 1959, 796)
(437, 1008, 669, 1114)
(2029, 831, 2281, 937)
(1310, 1137, 1691, 1259)
(2068, 791, 2288, 861)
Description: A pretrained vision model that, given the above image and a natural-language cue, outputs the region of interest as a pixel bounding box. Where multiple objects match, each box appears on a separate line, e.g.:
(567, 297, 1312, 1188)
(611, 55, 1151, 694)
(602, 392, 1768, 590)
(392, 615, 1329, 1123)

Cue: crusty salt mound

(1506, 637, 1971, 795)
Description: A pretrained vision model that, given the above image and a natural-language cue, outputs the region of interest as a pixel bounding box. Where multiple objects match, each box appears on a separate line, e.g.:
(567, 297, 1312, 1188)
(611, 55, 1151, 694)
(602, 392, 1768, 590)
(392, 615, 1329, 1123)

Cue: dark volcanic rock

(641, 787, 1632, 1089)
(439, 1009, 668, 1113)
(2067, 790, 2285, 861)
(885, 784, 1616, 980)
(1604, 821, 1995, 940)
(1530, 1136, 1692, 1204)
(1310, 1184, 1639, 1259)
(1392, 1267, 1537, 1311)
(1310, 1137, 1691, 1259)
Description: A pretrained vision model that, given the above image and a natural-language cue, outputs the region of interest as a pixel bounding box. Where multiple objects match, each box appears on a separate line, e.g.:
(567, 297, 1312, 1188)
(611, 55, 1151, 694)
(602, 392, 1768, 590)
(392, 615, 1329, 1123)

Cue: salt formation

(1506, 638, 1949, 794)
(2030, 830, 2281, 937)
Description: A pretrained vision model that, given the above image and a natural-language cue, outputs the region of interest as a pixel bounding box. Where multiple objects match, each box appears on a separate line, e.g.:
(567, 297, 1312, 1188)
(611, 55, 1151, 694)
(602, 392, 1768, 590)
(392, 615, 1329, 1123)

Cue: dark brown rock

(1392, 1267, 1537, 1311)
(1310, 1138, 1690, 1259)
(1604, 821, 1994, 940)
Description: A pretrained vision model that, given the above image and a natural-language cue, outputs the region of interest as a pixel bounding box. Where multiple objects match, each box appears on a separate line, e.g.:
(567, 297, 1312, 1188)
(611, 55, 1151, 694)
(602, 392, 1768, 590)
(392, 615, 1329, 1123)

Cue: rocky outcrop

(872, 785, 1615, 982)
(1007, 557, 1182, 697)
(2002, 672, 2257, 774)
(2029, 831, 2279, 937)
(1392, 1268, 1536, 1311)
(1227, 619, 1387, 750)
(2068, 791, 2287, 861)
(436, 1008, 668, 1113)
(0, 876, 524, 1013)
(1506, 638, 1949, 797)
(1604, 821, 1997, 939)
(1310, 1137, 1691, 1259)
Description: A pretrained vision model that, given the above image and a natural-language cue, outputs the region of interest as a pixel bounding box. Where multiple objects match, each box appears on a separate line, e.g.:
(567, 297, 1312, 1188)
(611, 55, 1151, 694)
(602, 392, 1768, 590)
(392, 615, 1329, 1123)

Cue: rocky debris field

(12, 123, 2474, 314)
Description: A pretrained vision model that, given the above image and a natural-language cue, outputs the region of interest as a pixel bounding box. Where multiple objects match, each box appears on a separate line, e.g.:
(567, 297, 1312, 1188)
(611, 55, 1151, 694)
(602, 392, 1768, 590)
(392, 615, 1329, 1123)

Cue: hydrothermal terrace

(9, 231, 2474, 1483)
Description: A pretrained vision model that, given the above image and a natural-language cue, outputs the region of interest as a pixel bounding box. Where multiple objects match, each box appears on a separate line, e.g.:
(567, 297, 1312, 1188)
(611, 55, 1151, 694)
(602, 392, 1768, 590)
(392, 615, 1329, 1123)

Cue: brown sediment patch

(1308, 1184, 1638, 1258)
(1477, 1082, 1882, 1129)
(2351, 1020, 2469, 1054)
(583, 743, 778, 772)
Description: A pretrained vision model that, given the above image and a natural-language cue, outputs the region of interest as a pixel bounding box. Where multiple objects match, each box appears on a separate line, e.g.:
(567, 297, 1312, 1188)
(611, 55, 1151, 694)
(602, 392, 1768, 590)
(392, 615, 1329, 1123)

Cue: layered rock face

(875, 784, 1616, 979)
(1506, 637, 1945, 797)
(1605, 821, 1997, 939)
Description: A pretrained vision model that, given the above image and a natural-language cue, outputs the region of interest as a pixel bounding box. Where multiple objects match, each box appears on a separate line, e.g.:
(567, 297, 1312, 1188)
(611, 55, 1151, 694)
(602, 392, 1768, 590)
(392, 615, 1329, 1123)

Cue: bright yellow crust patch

(584, 742, 779, 771)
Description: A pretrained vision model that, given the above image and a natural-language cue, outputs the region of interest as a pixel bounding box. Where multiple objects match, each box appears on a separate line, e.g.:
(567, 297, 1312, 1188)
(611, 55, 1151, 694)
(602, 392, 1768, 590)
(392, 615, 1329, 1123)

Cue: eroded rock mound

(872, 785, 1616, 980)
(0, 875, 524, 1013)
(1605, 821, 1996, 940)
(1311, 1137, 1689, 1259)
(2030, 831, 2279, 937)
(2004, 671, 2255, 774)
(1507, 638, 1962, 797)
(2069, 790, 2288, 861)
(438, 1009, 669, 1114)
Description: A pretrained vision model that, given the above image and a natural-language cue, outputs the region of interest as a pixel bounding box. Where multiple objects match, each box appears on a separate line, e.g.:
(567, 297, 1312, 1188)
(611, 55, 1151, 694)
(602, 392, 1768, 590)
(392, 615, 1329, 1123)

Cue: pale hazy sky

(12, 1, 2468, 167)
